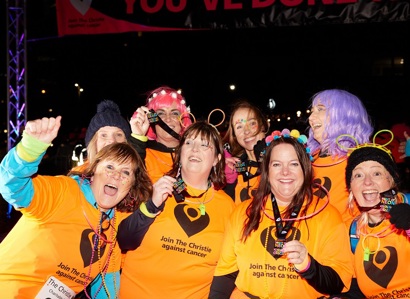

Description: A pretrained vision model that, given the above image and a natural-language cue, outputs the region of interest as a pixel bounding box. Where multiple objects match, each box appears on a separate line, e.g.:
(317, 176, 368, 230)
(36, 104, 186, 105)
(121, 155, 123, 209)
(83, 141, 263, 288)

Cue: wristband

(17, 131, 50, 162)
(131, 133, 148, 142)
(294, 256, 311, 273)
(139, 202, 159, 218)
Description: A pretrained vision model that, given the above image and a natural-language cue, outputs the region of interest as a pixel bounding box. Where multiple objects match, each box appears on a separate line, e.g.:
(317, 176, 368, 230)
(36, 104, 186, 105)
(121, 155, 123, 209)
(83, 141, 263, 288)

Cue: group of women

(0, 86, 409, 298)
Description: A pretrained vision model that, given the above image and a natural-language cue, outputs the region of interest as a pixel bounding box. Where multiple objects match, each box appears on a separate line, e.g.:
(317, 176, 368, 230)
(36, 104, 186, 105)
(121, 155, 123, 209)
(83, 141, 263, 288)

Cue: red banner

(57, 0, 410, 36)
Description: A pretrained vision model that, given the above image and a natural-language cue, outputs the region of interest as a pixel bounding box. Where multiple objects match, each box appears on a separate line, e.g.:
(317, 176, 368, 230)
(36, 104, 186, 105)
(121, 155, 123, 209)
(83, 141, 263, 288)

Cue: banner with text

(57, 0, 410, 36)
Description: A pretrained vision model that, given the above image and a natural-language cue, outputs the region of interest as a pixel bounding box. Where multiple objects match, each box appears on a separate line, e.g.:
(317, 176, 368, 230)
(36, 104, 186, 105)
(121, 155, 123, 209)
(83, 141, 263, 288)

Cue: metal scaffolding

(6, 0, 27, 217)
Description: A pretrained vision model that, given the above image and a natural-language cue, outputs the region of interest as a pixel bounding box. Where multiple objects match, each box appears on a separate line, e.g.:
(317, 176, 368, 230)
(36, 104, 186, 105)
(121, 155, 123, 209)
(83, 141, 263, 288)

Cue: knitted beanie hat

(345, 146, 400, 189)
(85, 100, 131, 146)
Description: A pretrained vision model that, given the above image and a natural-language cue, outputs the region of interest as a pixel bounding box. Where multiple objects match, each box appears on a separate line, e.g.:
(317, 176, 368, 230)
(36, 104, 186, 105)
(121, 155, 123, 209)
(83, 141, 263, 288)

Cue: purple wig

(307, 89, 374, 157)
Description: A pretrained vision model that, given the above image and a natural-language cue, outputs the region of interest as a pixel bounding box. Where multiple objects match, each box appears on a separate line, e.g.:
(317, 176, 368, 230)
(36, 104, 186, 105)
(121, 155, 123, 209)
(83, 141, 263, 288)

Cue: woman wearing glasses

(129, 86, 192, 183)
(118, 121, 236, 299)
(0, 116, 161, 299)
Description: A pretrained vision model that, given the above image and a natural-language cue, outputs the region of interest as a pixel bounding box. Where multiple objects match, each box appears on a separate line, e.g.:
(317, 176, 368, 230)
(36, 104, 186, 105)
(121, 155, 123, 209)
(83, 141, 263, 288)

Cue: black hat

(345, 146, 400, 189)
(85, 100, 131, 146)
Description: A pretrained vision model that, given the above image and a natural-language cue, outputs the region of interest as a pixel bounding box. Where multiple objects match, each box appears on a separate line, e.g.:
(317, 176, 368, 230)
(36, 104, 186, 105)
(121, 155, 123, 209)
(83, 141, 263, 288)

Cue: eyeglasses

(104, 165, 131, 184)
(184, 139, 214, 152)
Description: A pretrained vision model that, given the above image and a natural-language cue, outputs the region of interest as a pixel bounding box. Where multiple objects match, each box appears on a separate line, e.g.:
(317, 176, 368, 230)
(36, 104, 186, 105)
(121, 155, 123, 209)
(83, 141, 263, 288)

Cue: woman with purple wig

(307, 89, 374, 225)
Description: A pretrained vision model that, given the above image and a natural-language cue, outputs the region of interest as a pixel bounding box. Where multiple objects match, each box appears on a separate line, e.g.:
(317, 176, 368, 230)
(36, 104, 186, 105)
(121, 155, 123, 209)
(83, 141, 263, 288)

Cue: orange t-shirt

(214, 197, 354, 299)
(353, 221, 410, 297)
(119, 186, 236, 299)
(0, 175, 129, 298)
(145, 148, 174, 183)
(232, 165, 261, 205)
(312, 154, 359, 226)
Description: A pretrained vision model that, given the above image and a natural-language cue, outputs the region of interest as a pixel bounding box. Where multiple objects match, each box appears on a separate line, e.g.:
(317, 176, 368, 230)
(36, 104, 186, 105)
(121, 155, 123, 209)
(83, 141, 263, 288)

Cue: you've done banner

(57, 0, 410, 36)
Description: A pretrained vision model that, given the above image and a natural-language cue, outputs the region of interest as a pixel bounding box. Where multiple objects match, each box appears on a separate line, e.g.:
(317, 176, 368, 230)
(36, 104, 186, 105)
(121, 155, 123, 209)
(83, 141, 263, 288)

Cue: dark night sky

(2, 2, 410, 146)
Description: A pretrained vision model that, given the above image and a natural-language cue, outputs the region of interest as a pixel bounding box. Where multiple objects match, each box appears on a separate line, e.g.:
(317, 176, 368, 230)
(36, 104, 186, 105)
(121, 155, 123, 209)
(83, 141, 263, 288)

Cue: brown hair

(242, 136, 314, 241)
(69, 143, 152, 212)
(167, 121, 226, 190)
(223, 100, 269, 157)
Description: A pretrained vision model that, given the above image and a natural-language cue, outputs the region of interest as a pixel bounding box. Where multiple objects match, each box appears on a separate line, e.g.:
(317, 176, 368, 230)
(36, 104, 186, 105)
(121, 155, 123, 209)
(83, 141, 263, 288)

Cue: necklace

(360, 220, 397, 262)
(82, 209, 118, 298)
(262, 183, 330, 222)
(183, 185, 214, 215)
(263, 224, 295, 298)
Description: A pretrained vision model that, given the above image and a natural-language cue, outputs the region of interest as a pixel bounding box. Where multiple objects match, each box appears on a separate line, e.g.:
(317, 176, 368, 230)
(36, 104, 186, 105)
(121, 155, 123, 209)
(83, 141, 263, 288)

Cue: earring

(176, 162, 182, 178)
(213, 165, 217, 174)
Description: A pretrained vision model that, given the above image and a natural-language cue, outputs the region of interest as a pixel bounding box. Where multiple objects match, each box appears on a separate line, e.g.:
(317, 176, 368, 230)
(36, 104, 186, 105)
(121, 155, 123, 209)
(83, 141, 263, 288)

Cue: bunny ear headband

(340, 130, 400, 188)
(336, 129, 394, 157)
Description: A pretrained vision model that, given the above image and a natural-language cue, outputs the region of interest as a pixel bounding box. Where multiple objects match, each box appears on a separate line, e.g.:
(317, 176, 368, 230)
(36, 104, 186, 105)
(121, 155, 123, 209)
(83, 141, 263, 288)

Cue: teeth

(362, 191, 379, 202)
(106, 184, 118, 189)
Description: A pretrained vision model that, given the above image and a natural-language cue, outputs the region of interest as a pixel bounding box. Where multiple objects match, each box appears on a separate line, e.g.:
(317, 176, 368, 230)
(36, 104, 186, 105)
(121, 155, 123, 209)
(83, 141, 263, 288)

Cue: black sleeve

(223, 181, 237, 201)
(208, 271, 238, 299)
(128, 135, 147, 160)
(298, 254, 345, 295)
(329, 278, 366, 299)
(117, 199, 164, 251)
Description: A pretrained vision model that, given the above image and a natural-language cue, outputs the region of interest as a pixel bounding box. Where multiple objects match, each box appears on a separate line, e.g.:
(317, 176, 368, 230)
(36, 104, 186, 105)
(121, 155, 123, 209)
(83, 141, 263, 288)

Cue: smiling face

(90, 159, 135, 212)
(180, 134, 219, 188)
(350, 160, 393, 216)
(268, 143, 304, 205)
(232, 107, 266, 155)
(308, 102, 327, 144)
(155, 102, 183, 147)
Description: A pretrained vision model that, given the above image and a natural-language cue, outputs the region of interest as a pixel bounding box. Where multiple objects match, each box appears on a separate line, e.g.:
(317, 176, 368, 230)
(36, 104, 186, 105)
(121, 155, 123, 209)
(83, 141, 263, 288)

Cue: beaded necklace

(82, 209, 118, 298)
(263, 223, 295, 298)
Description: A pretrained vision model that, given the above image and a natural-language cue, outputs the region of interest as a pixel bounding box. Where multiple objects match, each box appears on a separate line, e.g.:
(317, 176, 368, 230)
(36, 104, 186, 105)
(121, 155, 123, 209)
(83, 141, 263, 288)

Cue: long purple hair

(307, 89, 374, 157)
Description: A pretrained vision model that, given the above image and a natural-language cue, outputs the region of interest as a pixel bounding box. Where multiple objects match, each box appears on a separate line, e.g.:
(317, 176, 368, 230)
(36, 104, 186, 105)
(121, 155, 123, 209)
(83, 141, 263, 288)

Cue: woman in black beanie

(335, 145, 410, 298)
(73, 99, 131, 171)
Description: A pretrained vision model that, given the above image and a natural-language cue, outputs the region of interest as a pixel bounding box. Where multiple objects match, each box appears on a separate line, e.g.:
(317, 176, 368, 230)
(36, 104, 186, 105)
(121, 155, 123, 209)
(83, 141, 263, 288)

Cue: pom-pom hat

(85, 100, 131, 146)
(345, 146, 400, 189)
